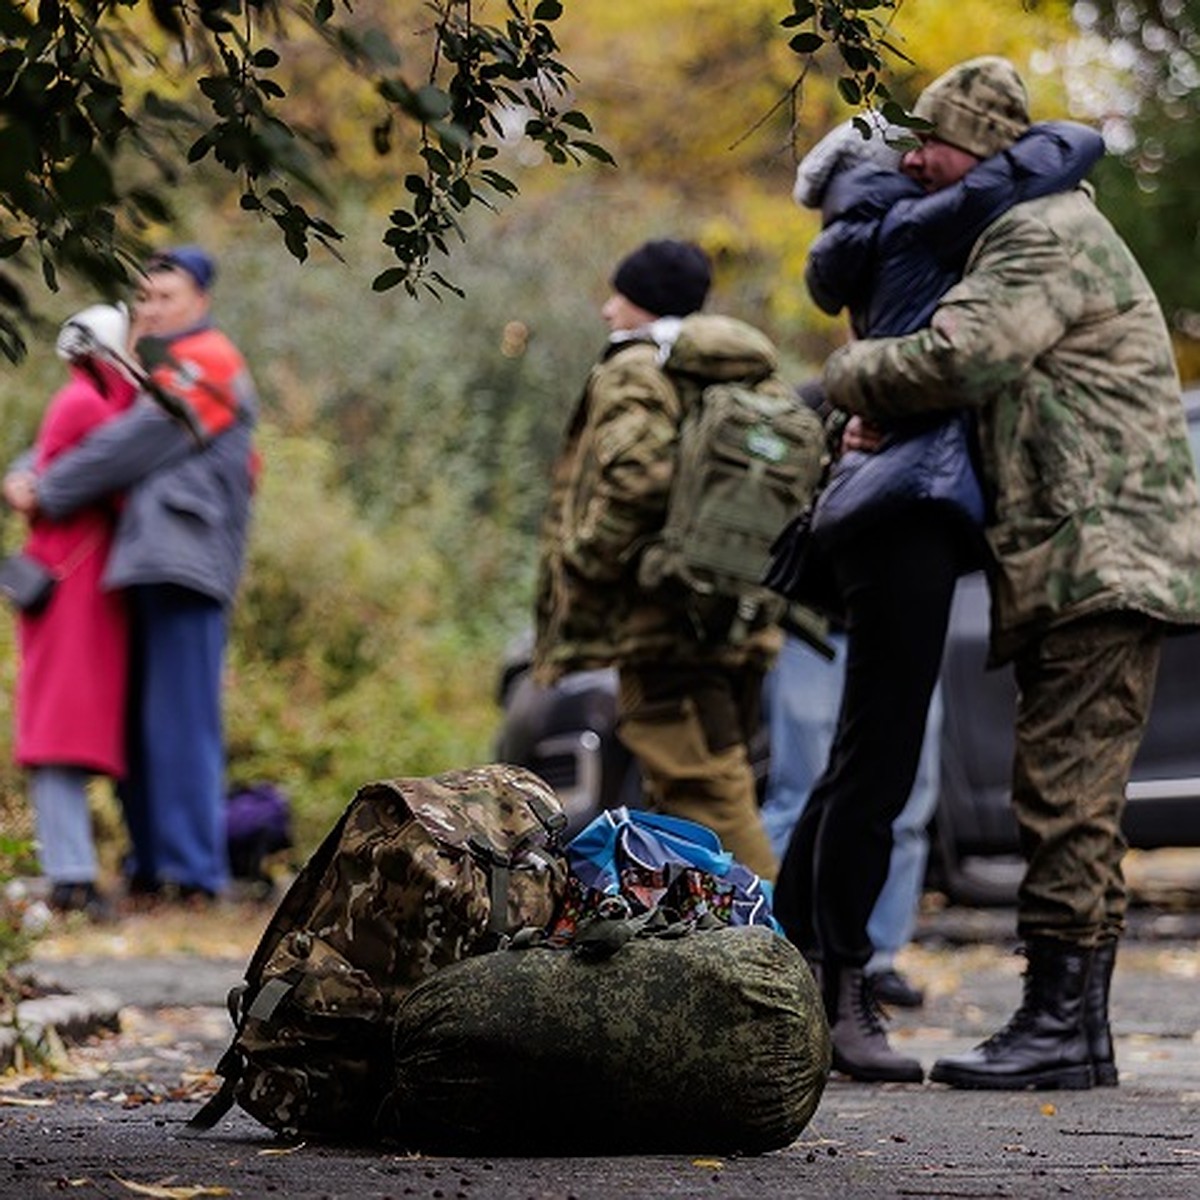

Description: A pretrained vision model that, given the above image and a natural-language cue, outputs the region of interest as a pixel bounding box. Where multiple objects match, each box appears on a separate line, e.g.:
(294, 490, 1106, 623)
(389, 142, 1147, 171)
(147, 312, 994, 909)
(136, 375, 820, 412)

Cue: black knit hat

(611, 239, 712, 317)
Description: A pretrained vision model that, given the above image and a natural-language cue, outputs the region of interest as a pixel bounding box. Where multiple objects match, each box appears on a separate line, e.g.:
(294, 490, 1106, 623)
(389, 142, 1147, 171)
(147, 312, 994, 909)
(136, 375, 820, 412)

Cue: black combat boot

(1085, 938, 1119, 1087)
(828, 966, 925, 1083)
(929, 937, 1094, 1090)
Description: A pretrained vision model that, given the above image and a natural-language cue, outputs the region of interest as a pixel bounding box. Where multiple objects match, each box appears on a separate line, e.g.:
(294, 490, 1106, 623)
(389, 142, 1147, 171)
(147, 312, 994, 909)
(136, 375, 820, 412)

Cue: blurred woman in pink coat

(11, 305, 137, 919)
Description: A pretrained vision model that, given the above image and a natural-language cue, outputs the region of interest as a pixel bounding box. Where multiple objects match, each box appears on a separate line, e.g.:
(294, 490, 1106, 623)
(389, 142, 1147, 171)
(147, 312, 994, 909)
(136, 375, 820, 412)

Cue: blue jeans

(121, 584, 229, 895)
(762, 632, 941, 969)
(30, 765, 98, 884)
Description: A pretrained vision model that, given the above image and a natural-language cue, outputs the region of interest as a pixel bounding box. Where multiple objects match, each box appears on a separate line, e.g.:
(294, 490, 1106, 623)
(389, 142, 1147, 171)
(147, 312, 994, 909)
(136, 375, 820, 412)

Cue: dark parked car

(498, 389, 1200, 900)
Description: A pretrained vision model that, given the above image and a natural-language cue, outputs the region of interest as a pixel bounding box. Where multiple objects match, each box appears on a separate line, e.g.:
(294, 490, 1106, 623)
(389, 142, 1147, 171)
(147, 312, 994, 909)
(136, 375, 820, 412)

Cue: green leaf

(38, 0, 62, 32)
(838, 76, 862, 105)
(559, 110, 592, 131)
(372, 118, 392, 156)
(361, 27, 402, 68)
(421, 146, 451, 177)
(427, 271, 465, 299)
(533, 0, 564, 20)
(314, 0, 334, 22)
(0, 269, 28, 310)
(198, 9, 235, 34)
(0, 125, 38, 189)
(142, 92, 195, 124)
(572, 140, 615, 165)
(373, 267, 409, 292)
(478, 169, 519, 197)
(415, 85, 452, 121)
(0, 236, 25, 259)
(129, 187, 173, 223)
(54, 151, 117, 210)
(253, 48, 281, 69)
(788, 32, 824, 54)
(187, 133, 214, 163)
(282, 222, 309, 261)
(840, 43, 874, 72)
(379, 77, 416, 110)
(148, 0, 184, 38)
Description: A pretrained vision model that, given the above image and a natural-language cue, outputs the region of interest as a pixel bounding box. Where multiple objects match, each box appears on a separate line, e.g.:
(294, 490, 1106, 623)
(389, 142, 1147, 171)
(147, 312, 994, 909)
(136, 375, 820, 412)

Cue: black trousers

(773, 505, 970, 970)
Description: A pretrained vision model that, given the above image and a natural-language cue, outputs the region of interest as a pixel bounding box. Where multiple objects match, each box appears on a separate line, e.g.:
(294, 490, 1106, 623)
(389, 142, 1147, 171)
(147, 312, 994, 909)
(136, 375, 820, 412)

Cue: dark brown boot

(829, 967, 924, 1083)
(929, 938, 1094, 1090)
(1085, 938, 1118, 1087)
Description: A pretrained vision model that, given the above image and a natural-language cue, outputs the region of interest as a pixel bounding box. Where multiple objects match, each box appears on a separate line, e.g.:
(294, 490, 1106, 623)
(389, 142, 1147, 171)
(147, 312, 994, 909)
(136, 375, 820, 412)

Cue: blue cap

(150, 244, 217, 291)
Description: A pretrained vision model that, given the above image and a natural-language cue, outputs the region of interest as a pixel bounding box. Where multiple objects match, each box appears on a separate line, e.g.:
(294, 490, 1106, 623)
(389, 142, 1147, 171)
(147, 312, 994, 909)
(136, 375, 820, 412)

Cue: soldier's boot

(929, 937, 1094, 1090)
(1085, 938, 1119, 1087)
(827, 966, 924, 1083)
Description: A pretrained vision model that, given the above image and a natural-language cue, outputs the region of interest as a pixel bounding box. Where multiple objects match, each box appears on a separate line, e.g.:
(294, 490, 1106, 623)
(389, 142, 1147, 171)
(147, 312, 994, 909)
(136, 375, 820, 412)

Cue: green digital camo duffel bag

(384, 919, 831, 1155)
(189, 764, 568, 1140)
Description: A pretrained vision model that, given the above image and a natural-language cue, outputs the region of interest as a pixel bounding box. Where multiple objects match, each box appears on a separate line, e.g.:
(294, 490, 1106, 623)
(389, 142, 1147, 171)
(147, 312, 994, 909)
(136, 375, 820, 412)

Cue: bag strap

(570, 902, 715, 961)
(526, 788, 568, 842)
(186, 1075, 237, 1132)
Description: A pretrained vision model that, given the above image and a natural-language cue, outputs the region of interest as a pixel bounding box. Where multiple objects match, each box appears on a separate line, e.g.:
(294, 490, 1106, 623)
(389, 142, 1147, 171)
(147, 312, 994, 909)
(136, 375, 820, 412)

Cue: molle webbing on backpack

(636, 315, 828, 643)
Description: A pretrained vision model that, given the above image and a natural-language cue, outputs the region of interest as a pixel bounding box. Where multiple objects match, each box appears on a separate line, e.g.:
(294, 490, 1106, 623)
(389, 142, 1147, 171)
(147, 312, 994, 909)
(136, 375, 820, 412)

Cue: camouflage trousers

(1011, 611, 1164, 946)
(616, 662, 778, 882)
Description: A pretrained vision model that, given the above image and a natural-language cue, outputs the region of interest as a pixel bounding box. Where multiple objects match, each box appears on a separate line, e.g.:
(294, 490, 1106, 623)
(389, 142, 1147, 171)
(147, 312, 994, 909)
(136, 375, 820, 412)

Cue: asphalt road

(2, 901, 1199, 1200)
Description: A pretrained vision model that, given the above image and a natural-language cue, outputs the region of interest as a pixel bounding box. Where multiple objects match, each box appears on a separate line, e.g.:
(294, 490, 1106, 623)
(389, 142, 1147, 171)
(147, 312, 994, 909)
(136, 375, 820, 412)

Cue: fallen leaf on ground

(692, 1158, 723, 1169)
(0, 1095, 53, 1107)
(257, 1142, 306, 1156)
(111, 1175, 231, 1198)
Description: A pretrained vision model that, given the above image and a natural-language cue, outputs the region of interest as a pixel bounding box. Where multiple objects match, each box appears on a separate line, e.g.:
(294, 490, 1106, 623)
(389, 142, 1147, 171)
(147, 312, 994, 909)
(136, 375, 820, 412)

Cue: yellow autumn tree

(541, 0, 1076, 360)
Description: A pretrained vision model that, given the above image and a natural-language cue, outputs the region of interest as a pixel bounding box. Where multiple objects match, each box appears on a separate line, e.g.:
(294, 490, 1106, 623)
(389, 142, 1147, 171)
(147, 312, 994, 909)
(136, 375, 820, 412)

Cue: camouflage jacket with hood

(823, 186, 1200, 663)
(533, 322, 779, 683)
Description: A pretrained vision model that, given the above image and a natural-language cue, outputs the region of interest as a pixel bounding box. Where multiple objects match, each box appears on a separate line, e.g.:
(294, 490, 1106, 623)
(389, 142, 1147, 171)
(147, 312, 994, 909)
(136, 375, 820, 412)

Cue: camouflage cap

(913, 56, 1030, 160)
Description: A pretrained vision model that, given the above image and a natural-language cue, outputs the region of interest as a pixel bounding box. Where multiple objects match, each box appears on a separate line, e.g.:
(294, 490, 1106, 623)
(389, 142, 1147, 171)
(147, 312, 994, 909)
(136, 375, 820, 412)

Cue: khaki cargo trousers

(616, 662, 778, 882)
(1011, 611, 1164, 946)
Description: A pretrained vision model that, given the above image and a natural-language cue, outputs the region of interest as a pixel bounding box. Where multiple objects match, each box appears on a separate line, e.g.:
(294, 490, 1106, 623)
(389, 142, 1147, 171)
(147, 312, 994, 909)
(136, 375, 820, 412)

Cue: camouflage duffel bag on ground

(189, 764, 568, 1140)
(385, 920, 831, 1155)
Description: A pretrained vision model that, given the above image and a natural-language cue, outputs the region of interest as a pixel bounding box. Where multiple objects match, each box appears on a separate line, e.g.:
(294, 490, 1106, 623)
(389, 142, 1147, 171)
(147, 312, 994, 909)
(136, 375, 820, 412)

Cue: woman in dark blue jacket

(772, 119, 1103, 1082)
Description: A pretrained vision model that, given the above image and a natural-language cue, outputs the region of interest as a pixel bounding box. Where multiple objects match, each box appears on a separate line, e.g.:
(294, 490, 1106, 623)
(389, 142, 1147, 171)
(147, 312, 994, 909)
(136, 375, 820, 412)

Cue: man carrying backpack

(533, 240, 781, 881)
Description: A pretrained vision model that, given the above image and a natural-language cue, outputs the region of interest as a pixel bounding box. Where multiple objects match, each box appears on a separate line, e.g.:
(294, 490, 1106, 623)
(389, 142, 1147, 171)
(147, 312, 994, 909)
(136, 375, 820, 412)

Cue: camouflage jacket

(823, 188, 1200, 663)
(533, 333, 777, 682)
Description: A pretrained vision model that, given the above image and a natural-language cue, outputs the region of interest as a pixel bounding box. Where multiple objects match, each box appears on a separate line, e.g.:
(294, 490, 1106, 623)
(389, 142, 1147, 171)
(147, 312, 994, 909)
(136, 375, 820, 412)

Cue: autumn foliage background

(0, 0, 1196, 859)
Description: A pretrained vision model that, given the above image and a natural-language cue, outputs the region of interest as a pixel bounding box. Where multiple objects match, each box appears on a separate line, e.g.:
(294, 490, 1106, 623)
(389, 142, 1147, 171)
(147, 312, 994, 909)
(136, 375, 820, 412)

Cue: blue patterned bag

(550, 806, 779, 937)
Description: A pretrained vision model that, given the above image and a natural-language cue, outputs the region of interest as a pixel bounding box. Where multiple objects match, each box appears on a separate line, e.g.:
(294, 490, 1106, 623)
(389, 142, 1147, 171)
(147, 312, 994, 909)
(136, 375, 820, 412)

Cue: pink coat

(15, 362, 136, 775)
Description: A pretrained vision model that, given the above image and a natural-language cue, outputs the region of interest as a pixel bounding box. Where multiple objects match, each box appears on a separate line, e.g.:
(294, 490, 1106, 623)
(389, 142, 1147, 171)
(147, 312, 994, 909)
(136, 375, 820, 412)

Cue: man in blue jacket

(8, 247, 258, 903)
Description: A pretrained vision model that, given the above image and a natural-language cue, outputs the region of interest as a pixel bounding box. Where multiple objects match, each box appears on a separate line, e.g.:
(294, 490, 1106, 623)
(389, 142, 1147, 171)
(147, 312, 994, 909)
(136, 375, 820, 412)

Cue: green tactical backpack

(636, 314, 828, 643)
(189, 764, 568, 1141)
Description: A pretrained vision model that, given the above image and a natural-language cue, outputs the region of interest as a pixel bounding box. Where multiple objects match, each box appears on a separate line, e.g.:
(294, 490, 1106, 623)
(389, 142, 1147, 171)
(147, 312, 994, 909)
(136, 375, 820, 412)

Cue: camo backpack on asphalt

(636, 314, 828, 643)
(189, 764, 568, 1140)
